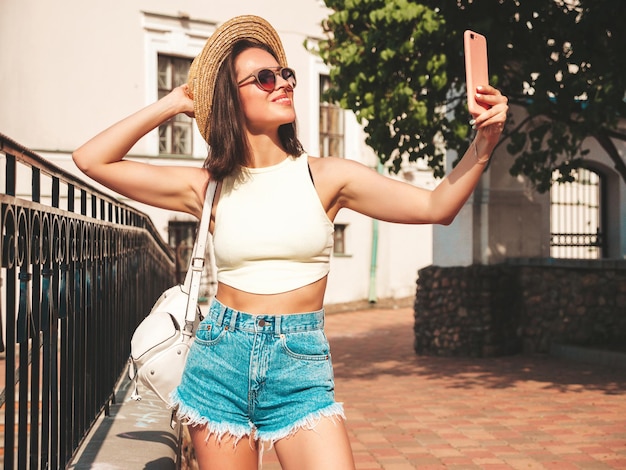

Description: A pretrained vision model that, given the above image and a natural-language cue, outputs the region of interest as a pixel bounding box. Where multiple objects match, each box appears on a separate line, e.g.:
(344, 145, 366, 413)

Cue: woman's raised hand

(170, 84, 195, 118)
(472, 84, 508, 145)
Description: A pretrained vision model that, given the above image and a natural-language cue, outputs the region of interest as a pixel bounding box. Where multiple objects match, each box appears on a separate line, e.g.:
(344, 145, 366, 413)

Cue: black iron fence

(0, 133, 176, 469)
(550, 167, 605, 259)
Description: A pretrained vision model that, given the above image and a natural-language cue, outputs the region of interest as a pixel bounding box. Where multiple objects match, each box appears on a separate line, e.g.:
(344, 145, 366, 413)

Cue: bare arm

(72, 85, 209, 217)
(317, 85, 508, 225)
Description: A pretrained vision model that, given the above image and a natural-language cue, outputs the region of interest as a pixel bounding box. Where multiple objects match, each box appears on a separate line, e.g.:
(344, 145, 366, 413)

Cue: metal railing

(0, 133, 176, 469)
(550, 167, 605, 259)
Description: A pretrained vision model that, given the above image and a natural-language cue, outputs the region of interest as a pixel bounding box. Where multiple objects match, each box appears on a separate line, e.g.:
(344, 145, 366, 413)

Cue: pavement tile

(440, 456, 475, 465)
(380, 464, 416, 470)
(542, 461, 580, 469)
(502, 459, 545, 469)
(472, 458, 505, 465)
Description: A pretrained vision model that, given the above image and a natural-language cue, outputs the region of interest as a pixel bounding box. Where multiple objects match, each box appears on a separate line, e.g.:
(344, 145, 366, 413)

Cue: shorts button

(258, 319, 266, 327)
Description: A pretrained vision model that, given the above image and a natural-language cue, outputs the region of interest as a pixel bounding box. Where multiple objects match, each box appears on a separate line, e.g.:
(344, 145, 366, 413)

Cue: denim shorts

(170, 298, 344, 444)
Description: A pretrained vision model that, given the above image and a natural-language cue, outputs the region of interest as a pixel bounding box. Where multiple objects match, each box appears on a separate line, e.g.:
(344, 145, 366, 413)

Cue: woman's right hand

(170, 84, 195, 118)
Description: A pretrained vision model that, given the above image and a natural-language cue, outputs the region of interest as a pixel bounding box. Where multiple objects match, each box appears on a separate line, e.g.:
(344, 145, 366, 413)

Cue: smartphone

(464, 30, 490, 116)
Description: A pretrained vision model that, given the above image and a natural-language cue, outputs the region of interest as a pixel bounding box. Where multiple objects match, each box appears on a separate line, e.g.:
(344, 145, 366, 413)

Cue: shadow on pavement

(329, 319, 626, 396)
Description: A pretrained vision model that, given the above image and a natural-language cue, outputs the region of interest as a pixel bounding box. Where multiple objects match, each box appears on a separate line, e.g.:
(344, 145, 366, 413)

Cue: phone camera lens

(470, 33, 475, 39)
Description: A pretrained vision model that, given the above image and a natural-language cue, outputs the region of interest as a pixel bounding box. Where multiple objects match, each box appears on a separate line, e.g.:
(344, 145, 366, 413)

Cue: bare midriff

(215, 276, 328, 315)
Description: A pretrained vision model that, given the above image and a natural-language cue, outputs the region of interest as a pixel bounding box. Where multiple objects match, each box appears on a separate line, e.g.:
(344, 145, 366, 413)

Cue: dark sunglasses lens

(281, 68, 297, 87)
(257, 69, 276, 91)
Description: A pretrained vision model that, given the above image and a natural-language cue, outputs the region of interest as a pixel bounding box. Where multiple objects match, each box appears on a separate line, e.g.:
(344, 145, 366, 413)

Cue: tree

(317, 0, 626, 192)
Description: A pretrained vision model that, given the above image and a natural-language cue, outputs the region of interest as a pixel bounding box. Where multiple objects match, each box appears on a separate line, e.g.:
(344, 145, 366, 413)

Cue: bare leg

(189, 424, 258, 470)
(273, 416, 355, 470)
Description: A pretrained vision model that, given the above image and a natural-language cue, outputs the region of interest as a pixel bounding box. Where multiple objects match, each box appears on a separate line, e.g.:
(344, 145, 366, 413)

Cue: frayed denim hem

(255, 402, 346, 449)
(170, 395, 345, 470)
(169, 392, 252, 446)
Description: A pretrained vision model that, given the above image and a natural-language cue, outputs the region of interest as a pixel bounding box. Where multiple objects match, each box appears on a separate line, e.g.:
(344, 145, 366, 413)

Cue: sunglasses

(237, 67, 297, 92)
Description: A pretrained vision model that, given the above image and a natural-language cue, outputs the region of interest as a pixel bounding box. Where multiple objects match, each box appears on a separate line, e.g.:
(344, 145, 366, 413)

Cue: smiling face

(235, 47, 296, 135)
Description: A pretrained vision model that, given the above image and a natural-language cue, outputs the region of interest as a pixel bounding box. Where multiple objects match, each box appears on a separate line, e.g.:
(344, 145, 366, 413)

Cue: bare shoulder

(307, 154, 363, 169)
(306, 154, 386, 219)
(307, 154, 372, 183)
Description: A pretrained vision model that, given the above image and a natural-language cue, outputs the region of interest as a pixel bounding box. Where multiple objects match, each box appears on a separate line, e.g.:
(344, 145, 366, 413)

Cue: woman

(73, 15, 507, 470)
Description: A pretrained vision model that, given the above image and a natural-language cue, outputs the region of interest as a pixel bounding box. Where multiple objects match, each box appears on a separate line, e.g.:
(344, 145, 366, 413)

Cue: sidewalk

(261, 304, 626, 469)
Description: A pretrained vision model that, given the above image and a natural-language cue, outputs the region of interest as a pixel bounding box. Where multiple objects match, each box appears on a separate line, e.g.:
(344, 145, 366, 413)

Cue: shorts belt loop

(228, 309, 238, 331)
(216, 303, 227, 327)
(275, 315, 282, 335)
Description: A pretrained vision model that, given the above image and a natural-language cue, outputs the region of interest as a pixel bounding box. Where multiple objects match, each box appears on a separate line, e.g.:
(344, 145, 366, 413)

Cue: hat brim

(188, 15, 288, 143)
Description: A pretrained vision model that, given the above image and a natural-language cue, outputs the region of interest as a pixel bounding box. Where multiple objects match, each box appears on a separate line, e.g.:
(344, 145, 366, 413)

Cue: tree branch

(604, 128, 626, 142)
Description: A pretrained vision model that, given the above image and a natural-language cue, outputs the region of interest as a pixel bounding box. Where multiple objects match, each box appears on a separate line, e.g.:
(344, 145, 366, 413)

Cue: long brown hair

(204, 40, 304, 180)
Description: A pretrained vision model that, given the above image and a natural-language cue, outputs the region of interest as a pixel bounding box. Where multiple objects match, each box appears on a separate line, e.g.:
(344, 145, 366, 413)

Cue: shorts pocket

(194, 318, 228, 346)
(280, 330, 330, 362)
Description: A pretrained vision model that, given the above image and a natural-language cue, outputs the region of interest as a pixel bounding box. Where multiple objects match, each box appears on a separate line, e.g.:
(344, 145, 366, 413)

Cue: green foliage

(317, 0, 626, 191)
(318, 0, 466, 177)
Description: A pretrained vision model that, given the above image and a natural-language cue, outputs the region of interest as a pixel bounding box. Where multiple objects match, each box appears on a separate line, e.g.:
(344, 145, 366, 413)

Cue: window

(158, 55, 193, 155)
(319, 75, 344, 157)
(168, 220, 198, 284)
(550, 167, 605, 259)
(333, 224, 347, 255)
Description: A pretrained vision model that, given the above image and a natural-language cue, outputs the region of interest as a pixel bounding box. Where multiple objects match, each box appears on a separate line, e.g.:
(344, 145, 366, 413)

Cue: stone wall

(413, 259, 626, 357)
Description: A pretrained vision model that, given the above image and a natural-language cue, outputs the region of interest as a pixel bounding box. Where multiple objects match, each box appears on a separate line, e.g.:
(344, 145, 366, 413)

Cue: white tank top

(213, 154, 334, 294)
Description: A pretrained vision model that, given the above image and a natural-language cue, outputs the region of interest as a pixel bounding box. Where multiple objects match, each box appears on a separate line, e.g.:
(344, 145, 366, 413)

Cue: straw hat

(188, 15, 288, 143)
